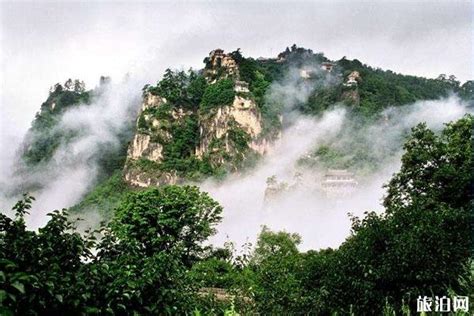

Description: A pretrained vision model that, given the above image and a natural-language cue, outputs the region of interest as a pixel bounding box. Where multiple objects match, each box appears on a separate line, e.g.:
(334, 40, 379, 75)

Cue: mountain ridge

(13, 45, 474, 217)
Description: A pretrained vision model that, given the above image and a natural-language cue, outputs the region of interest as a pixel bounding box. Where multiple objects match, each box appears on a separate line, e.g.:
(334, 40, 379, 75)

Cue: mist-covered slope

(6, 45, 473, 228)
(2, 76, 141, 226)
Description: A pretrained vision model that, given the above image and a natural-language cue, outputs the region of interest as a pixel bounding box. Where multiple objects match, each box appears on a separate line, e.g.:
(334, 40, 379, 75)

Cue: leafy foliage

(287, 115, 472, 314)
(139, 67, 258, 179)
(8, 47, 473, 314)
(344, 59, 462, 117)
(249, 227, 308, 314)
(2, 116, 472, 314)
(200, 79, 235, 111)
(0, 195, 94, 315)
(1, 186, 223, 314)
(112, 186, 222, 261)
(159, 114, 201, 174)
(148, 69, 207, 109)
(384, 116, 473, 210)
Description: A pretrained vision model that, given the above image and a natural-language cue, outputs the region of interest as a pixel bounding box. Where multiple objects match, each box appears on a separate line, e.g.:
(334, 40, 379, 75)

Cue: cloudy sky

(0, 0, 472, 146)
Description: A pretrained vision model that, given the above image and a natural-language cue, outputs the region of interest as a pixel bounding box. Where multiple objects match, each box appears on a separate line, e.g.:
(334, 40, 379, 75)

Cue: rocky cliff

(196, 95, 269, 158)
(123, 49, 272, 187)
(123, 93, 177, 187)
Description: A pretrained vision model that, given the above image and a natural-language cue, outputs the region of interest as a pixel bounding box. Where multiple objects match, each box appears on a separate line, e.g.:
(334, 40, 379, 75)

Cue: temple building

(234, 80, 250, 93)
(321, 169, 358, 197)
(321, 62, 335, 72)
(204, 49, 239, 80)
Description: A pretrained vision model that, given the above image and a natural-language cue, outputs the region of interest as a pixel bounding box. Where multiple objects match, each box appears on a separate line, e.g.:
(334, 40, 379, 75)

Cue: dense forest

(2, 46, 473, 314)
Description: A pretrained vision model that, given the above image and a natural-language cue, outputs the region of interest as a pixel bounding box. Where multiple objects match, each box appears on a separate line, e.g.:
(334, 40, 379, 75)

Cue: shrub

(200, 79, 235, 111)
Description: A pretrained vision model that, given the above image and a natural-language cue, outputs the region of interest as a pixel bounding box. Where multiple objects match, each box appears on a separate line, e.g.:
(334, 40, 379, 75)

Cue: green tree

(90, 185, 224, 313)
(148, 69, 207, 110)
(111, 186, 223, 262)
(1, 185, 225, 314)
(0, 195, 94, 315)
(187, 72, 208, 106)
(384, 116, 473, 211)
(317, 115, 473, 314)
(200, 79, 235, 111)
(250, 227, 306, 314)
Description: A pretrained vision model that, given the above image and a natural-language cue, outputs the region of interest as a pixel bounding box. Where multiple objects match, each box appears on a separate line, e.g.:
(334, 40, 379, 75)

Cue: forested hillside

(21, 79, 91, 166)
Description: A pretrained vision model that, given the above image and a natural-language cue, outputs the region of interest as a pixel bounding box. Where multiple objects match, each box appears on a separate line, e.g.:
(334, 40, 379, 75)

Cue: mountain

(15, 45, 473, 217)
(123, 46, 474, 186)
(124, 49, 274, 188)
(21, 79, 91, 167)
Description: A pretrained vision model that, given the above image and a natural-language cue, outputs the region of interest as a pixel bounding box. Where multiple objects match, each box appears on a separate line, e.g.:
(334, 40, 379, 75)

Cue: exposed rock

(124, 163, 178, 188)
(123, 92, 171, 186)
(126, 93, 168, 163)
(234, 80, 249, 93)
(143, 93, 166, 111)
(342, 71, 361, 106)
(196, 95, 271, 158)
(264, 173, 302, 203)
(343, 71, 361, 86)
(125, 91, 272, 187)
(123, 49, 277, 187)
(264, 175, 289, 202)
(300, 69, 311, 79)
(128, 134, 163, 161)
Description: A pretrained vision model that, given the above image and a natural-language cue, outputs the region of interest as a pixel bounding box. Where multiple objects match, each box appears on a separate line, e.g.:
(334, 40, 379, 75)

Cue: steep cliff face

(126, 94, 167, 162)
(197, 95, 269, 159)
(341, 88, 360, 106)
(198, 49, 273, 160)
(123, 49, 273, 187)
(124, 164, 178, 188)
(124, 93, 183, 187)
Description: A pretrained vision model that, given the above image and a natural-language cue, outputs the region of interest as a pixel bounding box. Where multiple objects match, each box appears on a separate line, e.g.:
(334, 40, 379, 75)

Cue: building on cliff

(321, 169, 358, 198)
(205, 49, 239, 80)
(234, 80, 250, 93)
(321, 62, 335, 72)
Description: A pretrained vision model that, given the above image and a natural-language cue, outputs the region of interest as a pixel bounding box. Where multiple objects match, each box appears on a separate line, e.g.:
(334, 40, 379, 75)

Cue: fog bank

(203, 96, 471, 251)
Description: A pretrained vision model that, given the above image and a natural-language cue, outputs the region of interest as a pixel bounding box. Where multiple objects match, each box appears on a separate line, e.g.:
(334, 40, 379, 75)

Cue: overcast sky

(0, 0, 472, 144)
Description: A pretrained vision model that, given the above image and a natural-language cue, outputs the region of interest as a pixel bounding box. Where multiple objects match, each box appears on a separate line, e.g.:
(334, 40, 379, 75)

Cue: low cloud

(1, 78, 142, 228)
(203, 95, 471, 251)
